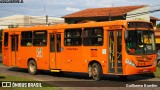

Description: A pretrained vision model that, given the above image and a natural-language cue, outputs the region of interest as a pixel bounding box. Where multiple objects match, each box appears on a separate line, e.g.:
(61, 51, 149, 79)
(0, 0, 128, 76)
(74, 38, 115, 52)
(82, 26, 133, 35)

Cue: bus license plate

(143, 69, 149, 72)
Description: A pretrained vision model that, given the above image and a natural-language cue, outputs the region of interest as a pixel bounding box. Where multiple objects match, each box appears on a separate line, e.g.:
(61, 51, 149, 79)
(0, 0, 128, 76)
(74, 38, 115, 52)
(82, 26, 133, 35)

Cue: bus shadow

(41, 71, 91, 80)
(102, 74, 155, 82)
(7, 67, 91, 80)
(42, 71, 155, 82)
(8, 67, 28, 73)
(41, 72, 156, 82)
(7, 67, 155, 82)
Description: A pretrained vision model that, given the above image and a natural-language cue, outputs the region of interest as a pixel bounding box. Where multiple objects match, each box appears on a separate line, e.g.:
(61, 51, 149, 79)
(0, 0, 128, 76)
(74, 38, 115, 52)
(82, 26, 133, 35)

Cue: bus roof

(3, 20, 152, 32)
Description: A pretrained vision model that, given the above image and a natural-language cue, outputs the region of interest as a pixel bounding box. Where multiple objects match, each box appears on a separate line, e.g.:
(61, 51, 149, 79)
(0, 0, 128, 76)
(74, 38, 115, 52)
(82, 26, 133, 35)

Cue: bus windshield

(125, 30, 156, 55)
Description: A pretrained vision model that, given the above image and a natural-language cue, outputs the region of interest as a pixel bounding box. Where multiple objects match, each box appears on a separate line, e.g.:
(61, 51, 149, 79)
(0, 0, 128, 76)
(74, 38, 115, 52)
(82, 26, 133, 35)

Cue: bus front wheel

(28, 60, 38, 75)
(91, 63, 102, 81)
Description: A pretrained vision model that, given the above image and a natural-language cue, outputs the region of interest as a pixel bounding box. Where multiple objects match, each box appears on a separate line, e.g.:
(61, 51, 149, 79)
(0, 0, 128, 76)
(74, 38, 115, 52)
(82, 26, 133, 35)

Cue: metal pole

(46, 15, 48, 25)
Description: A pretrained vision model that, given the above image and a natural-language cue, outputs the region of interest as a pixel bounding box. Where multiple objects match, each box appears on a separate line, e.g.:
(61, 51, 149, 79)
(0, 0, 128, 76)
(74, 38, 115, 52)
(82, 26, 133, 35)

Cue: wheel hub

(92, 67, 98, 76)
(30, 63, 35, 72)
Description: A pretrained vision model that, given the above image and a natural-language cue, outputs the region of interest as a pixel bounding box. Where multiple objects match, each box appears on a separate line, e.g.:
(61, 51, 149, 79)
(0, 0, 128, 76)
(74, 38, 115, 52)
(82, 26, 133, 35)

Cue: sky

(0, 0, 160, 19)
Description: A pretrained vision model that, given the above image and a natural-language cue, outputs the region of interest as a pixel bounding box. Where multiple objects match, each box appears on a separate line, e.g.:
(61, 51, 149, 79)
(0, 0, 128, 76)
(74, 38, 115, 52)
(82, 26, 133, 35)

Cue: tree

(0, 29, 2, 52)
(8, 24, 19, 28)
(157, 23, 160, 29)
(0, 29, 2, 40)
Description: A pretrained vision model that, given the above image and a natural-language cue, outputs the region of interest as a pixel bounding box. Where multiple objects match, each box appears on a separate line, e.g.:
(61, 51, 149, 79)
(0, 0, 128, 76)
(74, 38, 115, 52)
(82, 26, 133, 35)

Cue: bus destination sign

(128, 22, 153, 29)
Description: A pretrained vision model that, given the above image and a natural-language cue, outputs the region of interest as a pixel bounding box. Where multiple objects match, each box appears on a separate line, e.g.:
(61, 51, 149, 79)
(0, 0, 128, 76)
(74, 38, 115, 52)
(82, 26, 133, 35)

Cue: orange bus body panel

(2, 20, 157, 76)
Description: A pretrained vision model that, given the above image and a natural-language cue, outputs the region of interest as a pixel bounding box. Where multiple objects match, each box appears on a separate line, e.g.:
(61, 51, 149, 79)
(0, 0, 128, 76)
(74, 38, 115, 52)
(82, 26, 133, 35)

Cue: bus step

(50, 69, 61, 72)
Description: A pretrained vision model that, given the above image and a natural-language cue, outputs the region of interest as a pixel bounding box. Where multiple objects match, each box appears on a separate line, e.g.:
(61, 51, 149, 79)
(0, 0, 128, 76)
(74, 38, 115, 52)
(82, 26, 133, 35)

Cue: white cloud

(0, 0, 160, 18)
(65, 7, 80, 12)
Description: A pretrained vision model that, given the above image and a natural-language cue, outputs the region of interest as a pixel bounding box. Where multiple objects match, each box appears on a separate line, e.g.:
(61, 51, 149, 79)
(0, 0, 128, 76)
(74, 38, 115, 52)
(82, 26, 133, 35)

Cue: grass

(0, 74, 34, 81)
(154, 67, 160, 78)
(0, 62, 2, 65)
(0, 52, 1, 57)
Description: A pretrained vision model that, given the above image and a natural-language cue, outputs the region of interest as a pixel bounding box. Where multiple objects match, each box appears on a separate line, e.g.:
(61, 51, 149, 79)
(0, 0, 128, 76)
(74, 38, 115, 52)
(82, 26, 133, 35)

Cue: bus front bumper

(124, 64, 156, 75)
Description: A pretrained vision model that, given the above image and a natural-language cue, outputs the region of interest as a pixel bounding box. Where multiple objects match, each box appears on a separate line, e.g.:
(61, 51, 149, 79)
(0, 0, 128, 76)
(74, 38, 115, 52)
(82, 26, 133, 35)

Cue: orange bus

(2, 20, 157, 80)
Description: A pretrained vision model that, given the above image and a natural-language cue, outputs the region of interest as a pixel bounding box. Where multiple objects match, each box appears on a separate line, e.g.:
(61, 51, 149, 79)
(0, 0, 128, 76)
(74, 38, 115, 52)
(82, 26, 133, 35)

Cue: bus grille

(136, 57, 152, 67)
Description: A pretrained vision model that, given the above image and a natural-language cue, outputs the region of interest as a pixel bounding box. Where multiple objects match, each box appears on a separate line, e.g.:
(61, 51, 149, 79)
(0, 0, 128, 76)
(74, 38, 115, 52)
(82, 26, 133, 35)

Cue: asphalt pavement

(0, 65, 160, 87)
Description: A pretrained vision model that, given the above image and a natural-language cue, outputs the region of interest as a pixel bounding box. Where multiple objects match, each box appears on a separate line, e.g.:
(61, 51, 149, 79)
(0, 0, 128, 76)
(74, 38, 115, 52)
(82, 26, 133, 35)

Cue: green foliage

(0, 53, 2, 58)
(0, 29, 2, 52)
(0, 29, 2, 38)
(154, 67, 160, 78)
(157, 23, 160, 28)
(8, 24, 19, 28)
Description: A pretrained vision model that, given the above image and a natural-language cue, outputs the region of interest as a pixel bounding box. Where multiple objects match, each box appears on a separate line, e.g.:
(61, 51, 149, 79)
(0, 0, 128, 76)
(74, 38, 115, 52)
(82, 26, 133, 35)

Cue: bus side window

(33, 30, 47, 46)
(21, 31, 32, 46)
(83, 27, 103, 46)
(64, 28, 82, 46)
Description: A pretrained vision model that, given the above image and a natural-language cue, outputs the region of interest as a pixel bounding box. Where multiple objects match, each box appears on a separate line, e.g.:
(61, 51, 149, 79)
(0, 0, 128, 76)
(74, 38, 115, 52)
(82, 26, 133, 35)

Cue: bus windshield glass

(125, 30, 156, 55)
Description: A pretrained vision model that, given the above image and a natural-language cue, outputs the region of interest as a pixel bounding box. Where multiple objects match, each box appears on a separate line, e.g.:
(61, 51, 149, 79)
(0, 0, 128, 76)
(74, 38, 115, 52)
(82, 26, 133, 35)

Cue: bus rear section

(2, 32, 20, 67)
(2, 32, 10, 66)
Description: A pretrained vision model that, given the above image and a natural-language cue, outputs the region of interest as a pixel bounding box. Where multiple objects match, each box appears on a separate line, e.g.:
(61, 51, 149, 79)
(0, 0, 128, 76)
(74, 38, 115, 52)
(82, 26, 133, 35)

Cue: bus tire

(91, 63, 102, 81)
(28, 60, 38, 75)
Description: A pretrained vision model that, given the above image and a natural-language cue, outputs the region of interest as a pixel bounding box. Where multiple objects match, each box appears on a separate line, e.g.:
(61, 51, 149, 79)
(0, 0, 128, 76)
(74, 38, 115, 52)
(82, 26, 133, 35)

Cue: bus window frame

(21, 31, 33, 46)
(33, 30, 47, 46)
(83, 27, 104, 46)
(64, 28, 82, 46)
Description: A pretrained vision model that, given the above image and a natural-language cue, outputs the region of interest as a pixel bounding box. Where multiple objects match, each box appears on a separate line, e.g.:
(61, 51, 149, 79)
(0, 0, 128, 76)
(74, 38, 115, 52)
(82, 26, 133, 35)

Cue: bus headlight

(125, 59, 136, 67)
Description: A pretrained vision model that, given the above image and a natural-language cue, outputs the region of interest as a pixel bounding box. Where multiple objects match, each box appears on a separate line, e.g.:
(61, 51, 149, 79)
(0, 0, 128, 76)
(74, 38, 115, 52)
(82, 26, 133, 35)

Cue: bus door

(108, 31, 122, 74)
(49, 33, 61, 69)
(11, 35, 18, 66)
